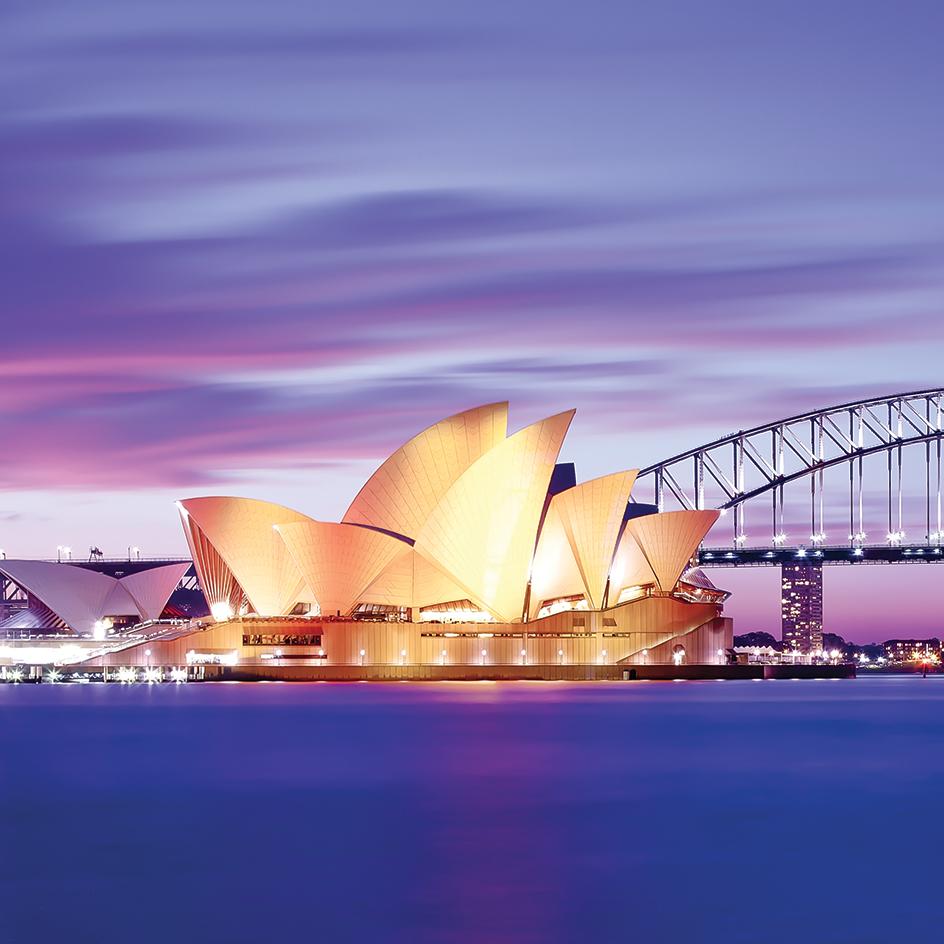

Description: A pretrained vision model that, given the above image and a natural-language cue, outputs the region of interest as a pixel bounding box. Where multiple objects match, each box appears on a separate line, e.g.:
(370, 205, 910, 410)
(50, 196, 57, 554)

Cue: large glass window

(242, 633, 322, 647)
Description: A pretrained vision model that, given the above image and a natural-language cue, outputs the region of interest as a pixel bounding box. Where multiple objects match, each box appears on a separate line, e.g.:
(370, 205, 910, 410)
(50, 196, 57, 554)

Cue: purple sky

(2, 1, 943, 641)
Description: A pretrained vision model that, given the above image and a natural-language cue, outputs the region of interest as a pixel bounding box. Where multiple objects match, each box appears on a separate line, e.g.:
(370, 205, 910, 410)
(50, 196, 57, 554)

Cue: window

(242, 633, 322, 647)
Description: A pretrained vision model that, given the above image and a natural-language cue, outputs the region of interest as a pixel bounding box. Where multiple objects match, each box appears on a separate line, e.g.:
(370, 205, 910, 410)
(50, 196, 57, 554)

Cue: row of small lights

(717, 530, 944, 548)
(344, 647, 654, 666)
(2, 666, 188, 684)
(5, 648, 679, 681)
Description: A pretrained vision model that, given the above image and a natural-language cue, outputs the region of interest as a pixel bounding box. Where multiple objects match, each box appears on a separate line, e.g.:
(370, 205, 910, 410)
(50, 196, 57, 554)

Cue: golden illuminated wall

(178, 498, 313, 617)
(414, 410, 575, 622)
(625, 509, 720, 592)
(342, 402, 509, 540)
(99, 597, 729, 668)
(277, 521, 409, 617)
(553, 470, 637, 608)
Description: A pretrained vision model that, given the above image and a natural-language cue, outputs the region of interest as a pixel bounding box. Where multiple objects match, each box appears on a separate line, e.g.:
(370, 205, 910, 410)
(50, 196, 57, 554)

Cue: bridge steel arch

(635, 388, 944, 548)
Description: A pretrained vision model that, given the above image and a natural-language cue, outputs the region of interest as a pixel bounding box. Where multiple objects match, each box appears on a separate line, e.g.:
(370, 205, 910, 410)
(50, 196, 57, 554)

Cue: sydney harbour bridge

(633, 387, 944, 644)
(635, 387, 944, 562)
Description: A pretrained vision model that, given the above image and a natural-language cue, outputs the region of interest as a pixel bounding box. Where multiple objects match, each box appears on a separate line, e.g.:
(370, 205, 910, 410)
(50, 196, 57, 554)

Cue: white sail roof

(0, 560, 186, 634)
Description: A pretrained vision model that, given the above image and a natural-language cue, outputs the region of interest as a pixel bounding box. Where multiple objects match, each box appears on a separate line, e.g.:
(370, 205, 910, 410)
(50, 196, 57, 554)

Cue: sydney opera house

(0, 404, 731, 675)
(168, 403, 730, 670)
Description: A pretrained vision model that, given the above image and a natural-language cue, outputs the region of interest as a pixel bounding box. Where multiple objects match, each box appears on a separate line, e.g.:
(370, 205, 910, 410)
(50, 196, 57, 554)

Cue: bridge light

(796, 548, 807, 558)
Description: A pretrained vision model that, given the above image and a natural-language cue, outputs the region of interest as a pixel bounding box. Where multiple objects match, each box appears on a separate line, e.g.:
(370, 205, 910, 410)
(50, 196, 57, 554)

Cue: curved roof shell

(608, 528, 659, 601)
(177, 497, 314, 617)
(414, 410, 574, 622)
(342, 402, 508, 541)
(0, 560, 186, 634)
(552, 469, 638, 609)
(527, 503, 586, 619)
(277, 521, 409, 617)
(354, 548, 472, 611)
(120, 562, 192, 620)
(172, 405, 722, 625)
(624, 509, 720, 592)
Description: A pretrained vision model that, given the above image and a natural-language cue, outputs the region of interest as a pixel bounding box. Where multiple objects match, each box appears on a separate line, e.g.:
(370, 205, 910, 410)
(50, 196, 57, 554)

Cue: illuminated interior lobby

(129, 402, 733, 672)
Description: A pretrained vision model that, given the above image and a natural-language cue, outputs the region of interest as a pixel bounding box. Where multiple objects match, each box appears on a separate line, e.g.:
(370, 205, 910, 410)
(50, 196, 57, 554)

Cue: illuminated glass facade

(781, 563, 823, 653)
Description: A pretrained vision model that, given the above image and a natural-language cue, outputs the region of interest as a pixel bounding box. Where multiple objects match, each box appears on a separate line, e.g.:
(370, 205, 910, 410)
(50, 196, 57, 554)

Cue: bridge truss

(635, 388, 944, 549)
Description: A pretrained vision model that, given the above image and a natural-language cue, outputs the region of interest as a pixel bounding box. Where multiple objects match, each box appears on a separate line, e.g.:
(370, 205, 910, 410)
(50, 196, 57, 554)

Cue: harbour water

(2, 677, 942, 943)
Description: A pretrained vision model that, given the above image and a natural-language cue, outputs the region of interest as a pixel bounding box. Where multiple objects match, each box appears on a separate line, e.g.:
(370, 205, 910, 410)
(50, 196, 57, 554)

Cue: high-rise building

(781, 563, 823, 653)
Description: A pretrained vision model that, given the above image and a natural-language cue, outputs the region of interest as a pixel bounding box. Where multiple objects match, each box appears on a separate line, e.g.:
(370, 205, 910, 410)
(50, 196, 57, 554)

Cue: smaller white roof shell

(0, 560, 187, 634)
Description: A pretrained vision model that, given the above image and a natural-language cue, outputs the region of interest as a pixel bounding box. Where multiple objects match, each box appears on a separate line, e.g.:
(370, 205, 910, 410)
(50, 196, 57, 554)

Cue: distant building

(884, 639, 942, 663)
(781, 563, 823, 653)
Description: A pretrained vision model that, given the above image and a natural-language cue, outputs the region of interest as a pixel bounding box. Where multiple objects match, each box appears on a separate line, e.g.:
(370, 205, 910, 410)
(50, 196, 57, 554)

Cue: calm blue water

(2, 677, 942, 943)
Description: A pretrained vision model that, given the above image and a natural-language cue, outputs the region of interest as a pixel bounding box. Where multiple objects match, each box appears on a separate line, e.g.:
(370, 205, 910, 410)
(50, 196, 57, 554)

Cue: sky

(1, 0, 942, 641)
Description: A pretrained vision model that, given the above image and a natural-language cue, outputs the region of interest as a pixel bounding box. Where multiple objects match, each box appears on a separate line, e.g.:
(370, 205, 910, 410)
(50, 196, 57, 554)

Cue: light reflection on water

(2, 677, 943, 943)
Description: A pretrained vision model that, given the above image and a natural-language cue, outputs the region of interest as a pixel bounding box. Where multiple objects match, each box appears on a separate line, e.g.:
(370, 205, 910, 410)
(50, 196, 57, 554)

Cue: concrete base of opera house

(37, 661, 856, 682)
(194, 662, 857, 682)
(84, 597, 735, 672)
